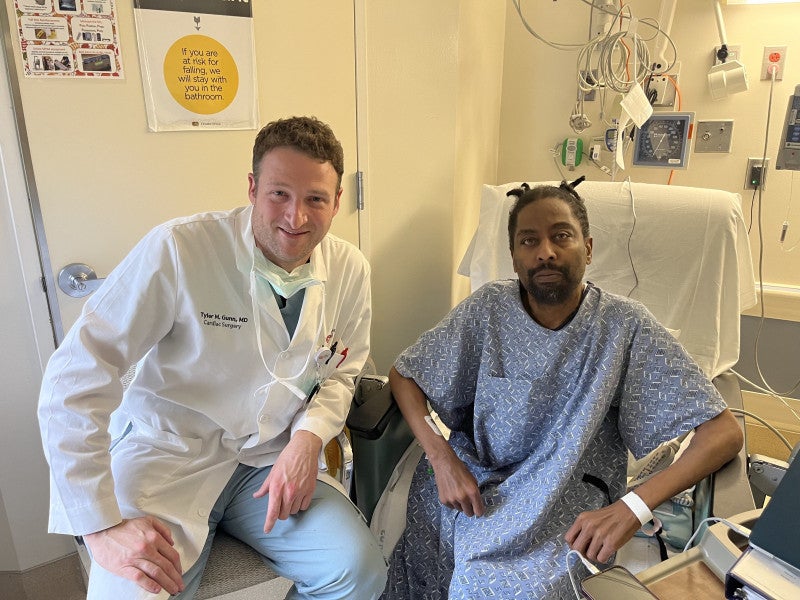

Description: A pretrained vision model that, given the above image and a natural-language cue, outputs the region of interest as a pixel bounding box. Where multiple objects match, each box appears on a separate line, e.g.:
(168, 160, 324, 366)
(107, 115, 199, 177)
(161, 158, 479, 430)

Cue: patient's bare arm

(565, 409, 743, 562)
(389, 367, 485, 517)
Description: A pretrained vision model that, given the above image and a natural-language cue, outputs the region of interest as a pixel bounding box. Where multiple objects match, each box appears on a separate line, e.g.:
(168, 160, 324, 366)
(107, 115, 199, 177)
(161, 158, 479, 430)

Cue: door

(4, 0, 362, 340)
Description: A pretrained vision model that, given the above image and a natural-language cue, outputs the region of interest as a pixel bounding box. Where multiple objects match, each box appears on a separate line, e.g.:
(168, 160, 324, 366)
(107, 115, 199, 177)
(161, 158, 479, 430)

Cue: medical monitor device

(632, 112, 694, 169)
(724, 455, 800, 599)
(776, 84, 800, 171)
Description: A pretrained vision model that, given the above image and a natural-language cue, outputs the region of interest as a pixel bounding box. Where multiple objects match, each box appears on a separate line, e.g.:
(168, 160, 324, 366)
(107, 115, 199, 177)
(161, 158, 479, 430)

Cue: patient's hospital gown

(383, 281, 727, 600)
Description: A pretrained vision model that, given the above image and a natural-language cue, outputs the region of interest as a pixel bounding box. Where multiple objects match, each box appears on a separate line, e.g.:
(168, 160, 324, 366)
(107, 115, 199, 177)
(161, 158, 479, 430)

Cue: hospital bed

(348, 180, 759, 572)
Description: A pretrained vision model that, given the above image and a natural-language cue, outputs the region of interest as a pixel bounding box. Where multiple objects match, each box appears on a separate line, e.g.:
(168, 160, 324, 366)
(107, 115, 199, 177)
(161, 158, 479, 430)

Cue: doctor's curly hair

(506, 179, 590, 251)
(252, 116, 344, 188)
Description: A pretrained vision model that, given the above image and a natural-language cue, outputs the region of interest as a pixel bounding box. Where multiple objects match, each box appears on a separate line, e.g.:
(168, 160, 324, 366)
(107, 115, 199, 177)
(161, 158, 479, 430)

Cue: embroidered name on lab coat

(200, 311, 248, 330)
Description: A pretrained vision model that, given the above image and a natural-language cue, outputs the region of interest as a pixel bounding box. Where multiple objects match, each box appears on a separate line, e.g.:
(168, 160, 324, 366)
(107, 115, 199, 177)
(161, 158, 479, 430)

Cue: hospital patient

(38, 116, 386, 599)
(382, 182, 743, 599)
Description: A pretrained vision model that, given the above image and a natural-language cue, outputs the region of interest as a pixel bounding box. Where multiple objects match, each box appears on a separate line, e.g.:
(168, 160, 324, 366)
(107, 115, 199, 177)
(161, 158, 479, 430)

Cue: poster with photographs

(14, 0, 124, 78)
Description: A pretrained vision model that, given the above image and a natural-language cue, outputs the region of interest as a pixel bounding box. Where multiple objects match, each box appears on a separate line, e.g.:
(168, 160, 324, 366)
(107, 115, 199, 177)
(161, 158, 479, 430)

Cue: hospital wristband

(620, 491, 653, 526)
(424, 415, 444, 437)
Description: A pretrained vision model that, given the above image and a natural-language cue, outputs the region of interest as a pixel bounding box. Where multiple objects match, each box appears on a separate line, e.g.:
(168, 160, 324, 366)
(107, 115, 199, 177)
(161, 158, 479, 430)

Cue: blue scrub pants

(86, 463, 388, 600)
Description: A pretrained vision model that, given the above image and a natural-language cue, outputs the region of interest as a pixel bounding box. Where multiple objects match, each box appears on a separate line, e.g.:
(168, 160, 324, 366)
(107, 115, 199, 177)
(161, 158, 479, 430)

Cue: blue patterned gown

(382, 281, 727, 600)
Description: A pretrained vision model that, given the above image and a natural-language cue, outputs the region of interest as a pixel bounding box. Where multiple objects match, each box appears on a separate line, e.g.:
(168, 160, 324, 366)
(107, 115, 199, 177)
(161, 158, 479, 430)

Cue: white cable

(566, 553, 582, 600)
(729, 407, 793, 452)
(624, 178, 640, 297)
(511, 0, 589, 51)
(566, 549, 600, 600)
(585, 150, 612, 178)
(514, 0, 677, 96)
(780, 172, 798, 251)
(579, 4, 676, 85)
(577, 26, 653, 95)
(782, 171, 795, 225)
(681, 517, 751, 553)
(577, 0, 678, 67)
(730, 370, 800, 424)
(551, 141, 569, 181)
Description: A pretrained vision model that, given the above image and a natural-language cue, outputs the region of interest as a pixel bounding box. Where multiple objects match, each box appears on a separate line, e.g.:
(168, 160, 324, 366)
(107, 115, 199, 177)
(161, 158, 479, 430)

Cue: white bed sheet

(458, 180, 757, 378)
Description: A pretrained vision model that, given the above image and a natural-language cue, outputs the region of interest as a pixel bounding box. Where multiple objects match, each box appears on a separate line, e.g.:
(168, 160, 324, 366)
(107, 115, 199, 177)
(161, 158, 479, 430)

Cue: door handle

(58, 263, 106, 298)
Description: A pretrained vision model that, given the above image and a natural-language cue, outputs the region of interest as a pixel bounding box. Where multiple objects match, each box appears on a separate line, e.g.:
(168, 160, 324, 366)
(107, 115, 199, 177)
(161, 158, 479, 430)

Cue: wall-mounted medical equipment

(562, 137, 583, 169)
(775, 84, 800, 171)
(708, 0, 749, 100)
(632, 112, 694, 168)
(511, 1, 678, 135)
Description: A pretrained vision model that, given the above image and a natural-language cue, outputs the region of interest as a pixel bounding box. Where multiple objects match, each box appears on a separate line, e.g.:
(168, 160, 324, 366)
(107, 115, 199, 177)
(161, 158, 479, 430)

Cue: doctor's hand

(83, 516, 184, 596)
(429, 453, 485, 517)
(254, 429, 323, 534)
(564, 500, 641, 563)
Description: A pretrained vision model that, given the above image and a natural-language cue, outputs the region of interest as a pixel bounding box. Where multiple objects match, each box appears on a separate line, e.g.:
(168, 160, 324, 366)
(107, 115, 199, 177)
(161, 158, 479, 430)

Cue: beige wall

(499, 1, 800, 320)
(451, 3, 507, 305)
(363, 0, 507, 372)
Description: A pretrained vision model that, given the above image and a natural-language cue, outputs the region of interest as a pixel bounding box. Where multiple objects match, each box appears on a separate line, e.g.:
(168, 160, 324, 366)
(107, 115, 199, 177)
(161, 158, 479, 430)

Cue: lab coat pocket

(111, 418, 203, 502)
(315, 349, 346, 383)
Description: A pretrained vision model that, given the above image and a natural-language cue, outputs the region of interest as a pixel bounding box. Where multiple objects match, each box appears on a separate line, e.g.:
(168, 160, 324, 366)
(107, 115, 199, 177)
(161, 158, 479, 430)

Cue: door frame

(0, 4, 77, 576)
(353, 0, 372, 261)
(0, 3, 62, 347)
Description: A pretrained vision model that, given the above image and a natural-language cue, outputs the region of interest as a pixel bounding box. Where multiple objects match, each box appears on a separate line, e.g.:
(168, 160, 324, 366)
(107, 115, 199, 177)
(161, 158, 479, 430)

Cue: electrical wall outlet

(761, 46, 787, 80)
(713, 44, 741, 66)
(695, 120, 734, 153)
(745, 157, 770, 190)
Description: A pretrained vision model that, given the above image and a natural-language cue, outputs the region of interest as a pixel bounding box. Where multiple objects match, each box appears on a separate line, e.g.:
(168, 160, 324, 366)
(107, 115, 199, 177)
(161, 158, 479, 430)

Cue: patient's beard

(520, 264, 581, 306)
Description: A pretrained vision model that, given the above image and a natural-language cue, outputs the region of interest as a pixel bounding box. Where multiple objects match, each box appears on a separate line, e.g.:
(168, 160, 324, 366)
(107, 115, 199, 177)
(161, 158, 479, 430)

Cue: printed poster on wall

(133, 0, 258, 131)
(14, 0, 124, 78)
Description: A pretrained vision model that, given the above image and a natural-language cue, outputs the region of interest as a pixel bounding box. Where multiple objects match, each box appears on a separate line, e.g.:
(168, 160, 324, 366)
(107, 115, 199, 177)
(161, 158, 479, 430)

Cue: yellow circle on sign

(163, 35, 239, 115)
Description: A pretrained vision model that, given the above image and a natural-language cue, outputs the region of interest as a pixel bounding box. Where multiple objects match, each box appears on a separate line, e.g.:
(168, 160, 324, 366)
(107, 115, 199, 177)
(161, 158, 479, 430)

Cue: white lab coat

(38, 205, 371, 568)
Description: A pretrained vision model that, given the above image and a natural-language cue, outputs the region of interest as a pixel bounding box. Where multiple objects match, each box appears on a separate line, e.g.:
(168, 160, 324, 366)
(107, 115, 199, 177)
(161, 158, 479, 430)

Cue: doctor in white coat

(38, 116, 387, 599)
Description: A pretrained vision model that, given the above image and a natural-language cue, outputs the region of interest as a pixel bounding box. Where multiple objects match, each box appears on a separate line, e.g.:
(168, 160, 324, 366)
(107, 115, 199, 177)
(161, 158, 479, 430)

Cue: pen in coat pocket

(304, 382, 321, 406)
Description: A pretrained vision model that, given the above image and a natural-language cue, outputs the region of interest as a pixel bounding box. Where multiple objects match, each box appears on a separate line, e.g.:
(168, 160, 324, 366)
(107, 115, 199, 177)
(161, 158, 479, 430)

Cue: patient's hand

(83, 516, 184, 595)
(430, 453, 485, 517)
(564, 501, 641, 563)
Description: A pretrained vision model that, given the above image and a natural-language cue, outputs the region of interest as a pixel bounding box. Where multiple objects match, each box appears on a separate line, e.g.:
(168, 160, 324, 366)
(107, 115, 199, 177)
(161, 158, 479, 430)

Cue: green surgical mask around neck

(253, 252, 320, 299)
